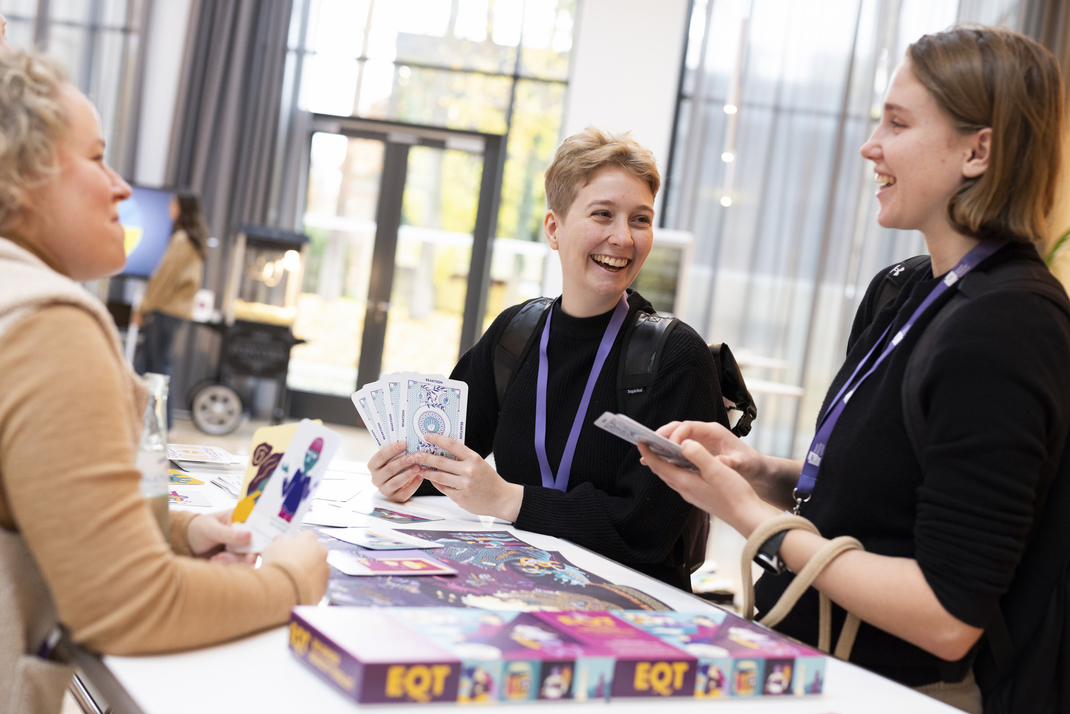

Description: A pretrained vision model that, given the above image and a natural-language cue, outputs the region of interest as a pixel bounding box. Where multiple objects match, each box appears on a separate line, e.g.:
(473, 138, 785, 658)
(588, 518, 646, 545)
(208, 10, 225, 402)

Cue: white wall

(544, 0, 691, 296)
(134, 0, 193, 187)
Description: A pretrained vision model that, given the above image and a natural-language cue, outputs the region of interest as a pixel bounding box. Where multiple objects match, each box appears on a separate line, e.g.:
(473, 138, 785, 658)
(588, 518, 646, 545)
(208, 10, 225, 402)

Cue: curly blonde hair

(544, 127, 660, 217)
(0, 51, 68, 237)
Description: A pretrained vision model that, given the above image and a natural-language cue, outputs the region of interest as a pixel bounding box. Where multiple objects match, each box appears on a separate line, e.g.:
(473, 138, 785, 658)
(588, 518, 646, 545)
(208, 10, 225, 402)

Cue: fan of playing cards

(352, 373, 468, 459)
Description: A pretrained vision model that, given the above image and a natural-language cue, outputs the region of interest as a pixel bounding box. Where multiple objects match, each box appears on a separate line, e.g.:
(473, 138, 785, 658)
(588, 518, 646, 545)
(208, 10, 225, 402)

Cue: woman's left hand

(414, 433, 523, 522)
(639, 439, 770, 538)
(187, 509, 257, 564)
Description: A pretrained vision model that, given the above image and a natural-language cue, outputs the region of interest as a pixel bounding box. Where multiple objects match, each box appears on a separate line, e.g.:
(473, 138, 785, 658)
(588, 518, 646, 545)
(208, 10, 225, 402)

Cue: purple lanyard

(535, 294, 630, 491)
(793, 241, 1005, 513)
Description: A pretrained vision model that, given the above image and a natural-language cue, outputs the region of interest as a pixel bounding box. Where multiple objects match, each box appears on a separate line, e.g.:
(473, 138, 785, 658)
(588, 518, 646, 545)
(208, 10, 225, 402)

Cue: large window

(295, 0, 575, 244)
(282, 0, 577, 396)
(664, 0, 1022, 457)
(2, 0, 146, 174)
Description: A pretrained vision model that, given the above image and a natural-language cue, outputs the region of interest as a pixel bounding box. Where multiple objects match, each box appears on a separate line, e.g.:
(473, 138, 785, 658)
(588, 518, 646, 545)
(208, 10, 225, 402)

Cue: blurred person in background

(133, 190, 207, 426)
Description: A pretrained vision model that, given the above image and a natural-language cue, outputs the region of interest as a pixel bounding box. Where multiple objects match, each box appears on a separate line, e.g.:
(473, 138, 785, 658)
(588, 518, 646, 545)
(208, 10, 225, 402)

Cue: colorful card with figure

(326, 549, 457, 576)
(232, 422, 302, 523)
(364, 505, 442, 524)
(233, 419, 341, 552)
(398, 373, 467, 459)
(168, 489, 212, 507)
(169, 470, 203, 485)
(327, 526, 443, 550)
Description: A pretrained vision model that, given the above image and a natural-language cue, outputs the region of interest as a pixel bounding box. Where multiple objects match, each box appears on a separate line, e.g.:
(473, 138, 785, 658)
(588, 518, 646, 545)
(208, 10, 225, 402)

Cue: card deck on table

(326, 549, 457, 576)
(326, 526, 444, 550)
(351, 372, 468, 459)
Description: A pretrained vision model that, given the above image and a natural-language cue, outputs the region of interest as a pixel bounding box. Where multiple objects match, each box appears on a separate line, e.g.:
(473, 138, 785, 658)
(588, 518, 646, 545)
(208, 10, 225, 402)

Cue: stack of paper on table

(288, 607, 826, 705)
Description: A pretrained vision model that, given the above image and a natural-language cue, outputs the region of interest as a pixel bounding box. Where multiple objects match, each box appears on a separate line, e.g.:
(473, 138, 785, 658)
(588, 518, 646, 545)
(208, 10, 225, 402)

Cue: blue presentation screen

(118, 185, 175, 278)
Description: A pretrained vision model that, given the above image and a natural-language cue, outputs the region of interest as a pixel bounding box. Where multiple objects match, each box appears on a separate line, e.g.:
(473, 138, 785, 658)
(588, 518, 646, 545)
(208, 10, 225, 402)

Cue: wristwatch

(754, 530, 789, 575)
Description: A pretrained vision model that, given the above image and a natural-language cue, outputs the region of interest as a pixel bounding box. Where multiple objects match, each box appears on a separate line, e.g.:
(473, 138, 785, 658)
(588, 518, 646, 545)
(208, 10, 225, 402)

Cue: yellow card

(232, 421, 320, 523)
(169, 470, 204, 486)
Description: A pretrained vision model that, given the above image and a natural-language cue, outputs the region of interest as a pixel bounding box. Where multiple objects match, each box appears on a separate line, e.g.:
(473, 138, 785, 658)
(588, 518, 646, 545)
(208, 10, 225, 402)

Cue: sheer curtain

(664, 0, 1021, 457)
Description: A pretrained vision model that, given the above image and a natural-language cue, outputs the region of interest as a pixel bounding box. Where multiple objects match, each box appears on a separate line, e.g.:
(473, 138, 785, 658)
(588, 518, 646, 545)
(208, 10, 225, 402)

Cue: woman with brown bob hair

(642, 26, 1070, 713)
(0, 52, 328, 713)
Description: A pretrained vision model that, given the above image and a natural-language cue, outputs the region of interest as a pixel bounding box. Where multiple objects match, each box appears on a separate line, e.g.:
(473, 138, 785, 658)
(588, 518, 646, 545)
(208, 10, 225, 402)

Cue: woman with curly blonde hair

(0, 52, 328, 713)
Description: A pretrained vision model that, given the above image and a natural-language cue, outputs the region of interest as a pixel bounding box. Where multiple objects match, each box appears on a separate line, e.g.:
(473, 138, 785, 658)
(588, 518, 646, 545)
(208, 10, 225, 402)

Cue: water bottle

(138, 373, 170, 540)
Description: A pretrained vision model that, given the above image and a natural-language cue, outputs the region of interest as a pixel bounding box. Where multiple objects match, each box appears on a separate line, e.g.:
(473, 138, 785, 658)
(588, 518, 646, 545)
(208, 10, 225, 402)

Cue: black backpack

(873, 255, 1070, 714)
(491, 295, 757, 582)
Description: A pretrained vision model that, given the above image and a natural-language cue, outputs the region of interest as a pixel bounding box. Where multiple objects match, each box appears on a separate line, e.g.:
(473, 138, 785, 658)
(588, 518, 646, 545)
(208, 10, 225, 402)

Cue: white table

(95, 461, 960, 713)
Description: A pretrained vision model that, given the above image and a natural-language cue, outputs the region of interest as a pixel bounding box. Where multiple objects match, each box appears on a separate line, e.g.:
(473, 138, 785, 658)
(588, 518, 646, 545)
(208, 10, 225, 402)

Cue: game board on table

(319, 530, 670, 611)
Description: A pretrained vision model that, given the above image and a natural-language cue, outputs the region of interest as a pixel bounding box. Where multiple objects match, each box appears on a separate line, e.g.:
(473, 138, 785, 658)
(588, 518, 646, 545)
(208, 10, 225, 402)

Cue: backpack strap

(616, 309, 678, 416)
(711, 342, 758, 437)
(870, 255, 933, 322)
(493, 297, 553, 410)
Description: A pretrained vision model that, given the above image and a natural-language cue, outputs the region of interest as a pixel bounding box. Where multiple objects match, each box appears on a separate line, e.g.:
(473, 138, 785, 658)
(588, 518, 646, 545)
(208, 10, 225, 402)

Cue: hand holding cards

(594, 411, 700, 472)
(352, 373, 468, 459)
(231, 419, 341, 552)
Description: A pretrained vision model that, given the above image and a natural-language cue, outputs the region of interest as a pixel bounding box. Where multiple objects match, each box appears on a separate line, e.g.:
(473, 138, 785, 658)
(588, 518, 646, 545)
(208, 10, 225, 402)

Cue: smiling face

(19, 85, 131, 280)
(860, 61, 988, 240)
(544, 165, 654, 317)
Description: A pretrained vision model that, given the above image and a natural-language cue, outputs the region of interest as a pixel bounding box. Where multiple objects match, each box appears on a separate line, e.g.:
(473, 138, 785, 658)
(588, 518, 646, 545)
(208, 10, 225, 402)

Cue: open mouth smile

(875, 173, 896, 190)
(591, 254, 630, 273)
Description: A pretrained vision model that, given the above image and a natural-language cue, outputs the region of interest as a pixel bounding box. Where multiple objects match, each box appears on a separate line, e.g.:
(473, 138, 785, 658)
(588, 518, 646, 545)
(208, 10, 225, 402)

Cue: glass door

(288, 118, 504, 424)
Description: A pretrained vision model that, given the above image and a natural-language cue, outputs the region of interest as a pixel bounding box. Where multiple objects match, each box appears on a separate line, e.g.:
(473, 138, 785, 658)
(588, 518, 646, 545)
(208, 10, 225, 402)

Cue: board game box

(288, 607, 826, 705)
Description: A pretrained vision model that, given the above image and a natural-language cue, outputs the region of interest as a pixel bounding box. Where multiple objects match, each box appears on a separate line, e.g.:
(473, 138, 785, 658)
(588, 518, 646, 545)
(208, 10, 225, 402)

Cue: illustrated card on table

(168, 489, 212, 507)
(399, 373, 468, 458)
(232, 419, 341, 552)
(327, 526, 443, 550)
(167, 444, 232, 464)
(363, 507, 438, 524)
(326, 549, 457, 576)
(168, 470, 203, 485)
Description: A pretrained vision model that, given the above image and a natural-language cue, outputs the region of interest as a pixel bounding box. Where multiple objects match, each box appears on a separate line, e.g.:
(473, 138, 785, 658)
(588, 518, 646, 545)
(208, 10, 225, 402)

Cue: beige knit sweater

(0, 236, 314, 660)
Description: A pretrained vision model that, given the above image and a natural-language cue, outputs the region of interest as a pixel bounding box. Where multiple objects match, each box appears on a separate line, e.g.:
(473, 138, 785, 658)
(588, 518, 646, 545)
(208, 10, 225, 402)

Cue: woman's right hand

(657, 420, 800, 511)
(368, 441, 423, 502)
(260, 531, 329, 604)
(658, 420, 764, 480)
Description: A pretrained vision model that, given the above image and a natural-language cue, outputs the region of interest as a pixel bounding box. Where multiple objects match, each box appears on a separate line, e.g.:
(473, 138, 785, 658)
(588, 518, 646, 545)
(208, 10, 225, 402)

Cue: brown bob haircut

(907, 26, 1064, 244)
(544, 126, 660, 218)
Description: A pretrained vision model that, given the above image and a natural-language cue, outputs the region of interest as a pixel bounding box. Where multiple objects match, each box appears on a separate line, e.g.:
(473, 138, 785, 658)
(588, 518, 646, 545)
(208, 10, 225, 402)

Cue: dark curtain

(164, 0, 293, 416)
(1019, 0, 1070, 80)
(166, 0, 294, 297)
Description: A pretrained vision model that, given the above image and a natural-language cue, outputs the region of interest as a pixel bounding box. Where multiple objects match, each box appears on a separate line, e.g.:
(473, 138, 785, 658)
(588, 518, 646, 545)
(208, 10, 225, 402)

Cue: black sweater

(418, 290, 728, 589)
(755, 242, 1070, 686)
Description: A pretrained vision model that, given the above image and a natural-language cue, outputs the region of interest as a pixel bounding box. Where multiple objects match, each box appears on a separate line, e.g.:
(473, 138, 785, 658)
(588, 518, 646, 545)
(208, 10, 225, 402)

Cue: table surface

(102, 460, 960, 714)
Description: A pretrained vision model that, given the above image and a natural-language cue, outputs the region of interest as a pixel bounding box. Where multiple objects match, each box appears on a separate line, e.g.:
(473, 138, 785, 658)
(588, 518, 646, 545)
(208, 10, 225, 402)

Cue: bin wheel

(190, 384, 243, 435)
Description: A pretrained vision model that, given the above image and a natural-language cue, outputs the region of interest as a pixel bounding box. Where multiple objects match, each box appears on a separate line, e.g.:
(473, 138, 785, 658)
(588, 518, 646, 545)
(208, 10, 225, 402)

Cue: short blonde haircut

(544, 127, 660, 217)
(908, 26, 1064, 244)
(0, 52, 68, 237)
